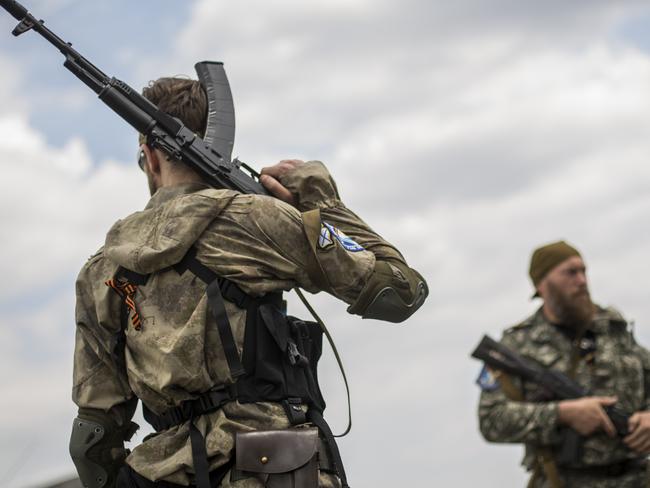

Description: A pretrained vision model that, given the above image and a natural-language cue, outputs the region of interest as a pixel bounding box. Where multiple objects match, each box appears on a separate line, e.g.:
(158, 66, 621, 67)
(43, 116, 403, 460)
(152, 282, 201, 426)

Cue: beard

(546, 281, 594, 327)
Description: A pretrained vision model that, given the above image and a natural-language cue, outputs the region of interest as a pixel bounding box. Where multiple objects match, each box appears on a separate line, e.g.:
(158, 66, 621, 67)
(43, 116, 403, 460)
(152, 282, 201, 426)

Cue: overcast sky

(2, 1, 650, 487)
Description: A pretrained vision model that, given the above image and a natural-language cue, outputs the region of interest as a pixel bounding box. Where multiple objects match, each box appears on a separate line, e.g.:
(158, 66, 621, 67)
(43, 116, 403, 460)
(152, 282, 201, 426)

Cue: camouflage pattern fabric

(529, 466, 648, 488)
(479, 306, 650, 487)
(73, 161, 424, 486)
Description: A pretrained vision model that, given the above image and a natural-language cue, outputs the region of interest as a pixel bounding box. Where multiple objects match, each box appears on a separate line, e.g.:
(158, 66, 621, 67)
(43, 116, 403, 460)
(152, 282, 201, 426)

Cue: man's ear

(141, 144, 161, 175)
(536, 279, 547, 300)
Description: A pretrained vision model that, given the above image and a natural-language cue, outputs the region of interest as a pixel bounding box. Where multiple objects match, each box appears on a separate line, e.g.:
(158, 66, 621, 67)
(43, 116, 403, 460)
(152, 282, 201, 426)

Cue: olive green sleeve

(479, 386, 561, 446)
(281, 161, 428, 321)
(201, 162, 427, 319)
(73, 251, 134, 412)
(72, 252, 139, 487)
(280, 160, 405, 262)
(477, 333, 561, 446)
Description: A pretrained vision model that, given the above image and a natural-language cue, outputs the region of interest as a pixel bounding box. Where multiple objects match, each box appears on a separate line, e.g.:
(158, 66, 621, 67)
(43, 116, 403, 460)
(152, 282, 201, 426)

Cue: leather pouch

(233, 428, 319, 488)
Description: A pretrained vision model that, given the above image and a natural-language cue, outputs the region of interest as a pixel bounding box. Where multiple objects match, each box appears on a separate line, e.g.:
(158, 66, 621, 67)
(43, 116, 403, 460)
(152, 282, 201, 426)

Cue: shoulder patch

(321, 223, 364, 252)
(476, 365, 500, 392)
(318, 224, 335, 249)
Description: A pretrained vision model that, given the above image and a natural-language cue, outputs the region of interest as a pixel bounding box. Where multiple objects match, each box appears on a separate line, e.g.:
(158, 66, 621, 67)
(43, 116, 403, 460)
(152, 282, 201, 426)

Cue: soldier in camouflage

(69, 77, 428, 488)
(478, 241, 650, 487)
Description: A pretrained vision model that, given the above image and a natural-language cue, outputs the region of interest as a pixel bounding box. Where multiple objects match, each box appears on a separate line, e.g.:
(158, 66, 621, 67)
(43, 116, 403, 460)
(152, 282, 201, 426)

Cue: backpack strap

(173, 246, 247, 380)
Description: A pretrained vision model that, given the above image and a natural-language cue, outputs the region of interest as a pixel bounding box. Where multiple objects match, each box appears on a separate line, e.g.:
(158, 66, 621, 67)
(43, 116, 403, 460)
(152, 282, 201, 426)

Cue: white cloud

(3, 1, 650, 486)
(128, 3, 650, 487)
(0, 114, 148, 298)
(0, 65, 148, 488)
(0, 23, 144, 488)
(0, 55, 25, 113)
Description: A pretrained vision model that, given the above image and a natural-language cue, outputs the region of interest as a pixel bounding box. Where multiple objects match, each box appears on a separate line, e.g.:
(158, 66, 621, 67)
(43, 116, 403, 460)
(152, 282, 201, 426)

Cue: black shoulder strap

(173, 247, 217, 285)
(110, 248, 249, 381)
(141, 247, 247, 488)
(115, 266, 150, 286)
(173, 247, 246, 380)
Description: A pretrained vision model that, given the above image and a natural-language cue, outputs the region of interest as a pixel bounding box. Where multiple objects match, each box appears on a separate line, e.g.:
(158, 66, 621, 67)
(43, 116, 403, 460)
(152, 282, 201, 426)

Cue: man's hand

(260, 159, 304, 206)
(624, 411, 650, 454)
(557, 396, 617, 437)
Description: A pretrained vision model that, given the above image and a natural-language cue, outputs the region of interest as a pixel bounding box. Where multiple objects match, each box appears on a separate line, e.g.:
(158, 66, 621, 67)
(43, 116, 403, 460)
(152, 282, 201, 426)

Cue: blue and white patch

(319, 224, 334, 249)
(322, 223, 365, 252)
(476, 365, 500, 392)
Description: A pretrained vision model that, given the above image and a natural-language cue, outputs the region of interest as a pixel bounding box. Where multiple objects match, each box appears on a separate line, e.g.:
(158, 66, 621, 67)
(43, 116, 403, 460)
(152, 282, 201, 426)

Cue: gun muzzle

(0, 0, 28, 20)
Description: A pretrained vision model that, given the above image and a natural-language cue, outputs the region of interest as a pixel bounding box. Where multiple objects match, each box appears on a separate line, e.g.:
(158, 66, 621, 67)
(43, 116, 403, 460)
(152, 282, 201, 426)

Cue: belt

(562, 458, 647, 477)
(143, 386, 235, 432)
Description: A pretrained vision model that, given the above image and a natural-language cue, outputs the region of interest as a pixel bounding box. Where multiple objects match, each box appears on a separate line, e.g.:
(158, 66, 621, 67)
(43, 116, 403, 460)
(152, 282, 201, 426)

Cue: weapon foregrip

(98, 85, 155, 134)
(0, 0, 28, 20)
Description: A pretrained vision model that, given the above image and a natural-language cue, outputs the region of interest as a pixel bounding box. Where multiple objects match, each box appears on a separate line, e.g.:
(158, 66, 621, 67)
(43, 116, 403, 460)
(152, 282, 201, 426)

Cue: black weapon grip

(0, 0, 28, 20)
(556, 406, 629, 467)
(556, 427, 583, 466)
(604, 404, 630, 436)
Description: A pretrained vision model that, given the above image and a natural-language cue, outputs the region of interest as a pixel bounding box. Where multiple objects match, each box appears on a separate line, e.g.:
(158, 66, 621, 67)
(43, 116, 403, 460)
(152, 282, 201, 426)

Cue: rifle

(471, 335, 631, 465)
(0, 0, 269, 195)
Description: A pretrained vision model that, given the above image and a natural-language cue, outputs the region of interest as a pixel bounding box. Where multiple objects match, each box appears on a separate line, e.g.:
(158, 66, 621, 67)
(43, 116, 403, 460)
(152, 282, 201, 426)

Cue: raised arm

(261, 159, 428, 322)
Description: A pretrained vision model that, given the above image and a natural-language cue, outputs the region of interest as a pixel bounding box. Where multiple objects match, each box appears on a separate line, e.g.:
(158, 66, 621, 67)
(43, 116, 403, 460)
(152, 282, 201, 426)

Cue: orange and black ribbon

(105, 279, 142, 330)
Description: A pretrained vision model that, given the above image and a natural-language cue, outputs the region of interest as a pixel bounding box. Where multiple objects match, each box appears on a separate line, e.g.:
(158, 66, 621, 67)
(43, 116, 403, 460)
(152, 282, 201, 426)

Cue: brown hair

(142, 77, 207, 137)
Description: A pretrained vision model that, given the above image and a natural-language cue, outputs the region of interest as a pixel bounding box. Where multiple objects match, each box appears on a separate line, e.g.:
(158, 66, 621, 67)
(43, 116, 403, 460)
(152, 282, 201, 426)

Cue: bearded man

(478, 241, 650, 488)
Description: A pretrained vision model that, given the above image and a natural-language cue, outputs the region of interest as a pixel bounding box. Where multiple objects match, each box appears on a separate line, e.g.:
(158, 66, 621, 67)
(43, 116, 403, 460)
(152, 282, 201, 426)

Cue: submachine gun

(0, 0, 269, 195)
(471, 335, 631, 465)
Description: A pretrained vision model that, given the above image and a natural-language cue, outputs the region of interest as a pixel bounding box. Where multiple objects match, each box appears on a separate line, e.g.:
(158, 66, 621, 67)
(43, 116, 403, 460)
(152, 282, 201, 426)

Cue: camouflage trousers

(118, 466, 341, 488)
(530, 464, 649, 488)
(219, 471, 340, 488)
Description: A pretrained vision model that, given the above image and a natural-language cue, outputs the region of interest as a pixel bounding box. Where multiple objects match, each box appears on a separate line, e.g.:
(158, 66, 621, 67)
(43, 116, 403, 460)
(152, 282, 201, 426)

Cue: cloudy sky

(2, 0, 650, 487)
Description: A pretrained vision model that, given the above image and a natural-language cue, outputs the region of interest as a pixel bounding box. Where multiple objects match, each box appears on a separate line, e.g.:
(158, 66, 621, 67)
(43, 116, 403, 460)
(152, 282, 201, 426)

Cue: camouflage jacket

(478, 306, 650, 470)
(73, 161, 424, 485)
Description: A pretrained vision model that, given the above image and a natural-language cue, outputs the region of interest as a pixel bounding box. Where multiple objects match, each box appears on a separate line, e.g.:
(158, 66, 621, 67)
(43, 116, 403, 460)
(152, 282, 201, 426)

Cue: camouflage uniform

(73, 161, 425, 487)
(479, 306, 650, 487)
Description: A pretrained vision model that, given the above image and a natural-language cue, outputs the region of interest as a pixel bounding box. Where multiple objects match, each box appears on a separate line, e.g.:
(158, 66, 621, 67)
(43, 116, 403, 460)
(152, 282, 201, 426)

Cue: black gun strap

(295, 288, 352, 486)
(307, 409, 350, 488)
(295, 288, 352, 438)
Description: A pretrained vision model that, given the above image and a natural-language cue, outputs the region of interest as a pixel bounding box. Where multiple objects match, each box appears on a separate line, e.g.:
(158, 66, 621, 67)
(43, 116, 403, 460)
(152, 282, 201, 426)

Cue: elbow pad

(70, 409, 138, 488)
(348, 260, 428, 323)
(70, 417, 111, 488)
